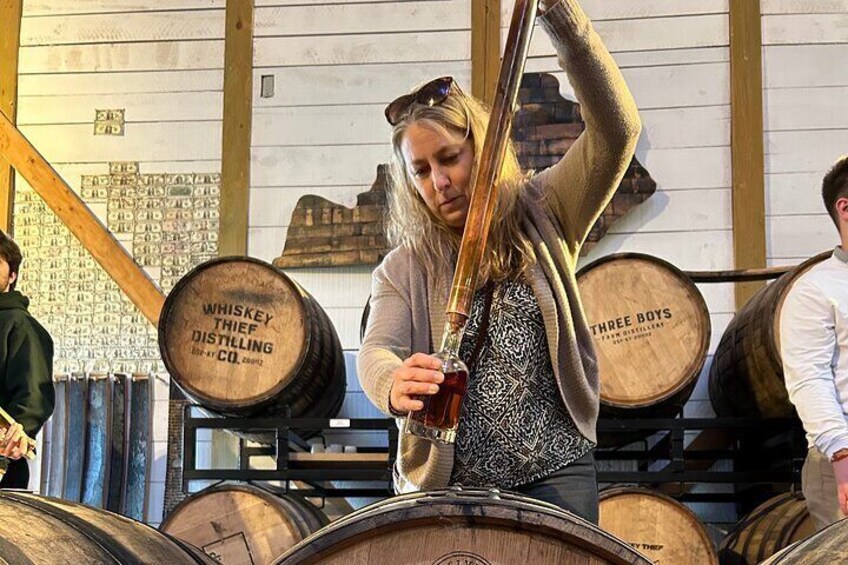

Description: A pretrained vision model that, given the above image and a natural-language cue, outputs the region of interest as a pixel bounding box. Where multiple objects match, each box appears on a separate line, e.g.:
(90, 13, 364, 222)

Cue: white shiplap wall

(17, 0, 226, 526)
(761, 0, 848, 264)
(248, 0, 474, 433)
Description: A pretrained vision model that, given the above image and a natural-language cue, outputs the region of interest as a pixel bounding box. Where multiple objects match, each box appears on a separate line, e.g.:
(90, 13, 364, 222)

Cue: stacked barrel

(576, 253, 711, 438)
(161, 484, 328, 565)
(0, 491, 216, 564)
(158, 257, 347, 425)
(154, 257, 350, 562)
(576, 251, 835, 564)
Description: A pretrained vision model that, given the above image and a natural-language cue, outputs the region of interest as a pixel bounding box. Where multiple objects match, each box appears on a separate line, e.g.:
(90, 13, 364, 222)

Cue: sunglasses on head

(384, 76, 455, 126)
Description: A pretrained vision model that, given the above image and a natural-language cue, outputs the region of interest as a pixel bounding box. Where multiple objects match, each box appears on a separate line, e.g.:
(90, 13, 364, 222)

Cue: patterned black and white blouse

(450, 278, 594, 489)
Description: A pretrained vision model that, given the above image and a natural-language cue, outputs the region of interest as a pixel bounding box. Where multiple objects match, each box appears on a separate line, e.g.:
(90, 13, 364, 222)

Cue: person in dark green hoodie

(0, 230, 53, 489)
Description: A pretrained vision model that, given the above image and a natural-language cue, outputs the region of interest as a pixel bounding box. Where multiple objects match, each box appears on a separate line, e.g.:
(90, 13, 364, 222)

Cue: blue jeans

(514, 451, 599, 524)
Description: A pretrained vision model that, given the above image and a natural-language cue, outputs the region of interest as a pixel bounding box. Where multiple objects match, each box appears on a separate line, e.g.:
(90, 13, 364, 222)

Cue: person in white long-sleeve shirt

(781, 155, 848, 531)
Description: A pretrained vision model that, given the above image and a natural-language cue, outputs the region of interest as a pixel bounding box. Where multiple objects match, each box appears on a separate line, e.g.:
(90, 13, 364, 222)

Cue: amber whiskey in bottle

(404, 323, 468, 444)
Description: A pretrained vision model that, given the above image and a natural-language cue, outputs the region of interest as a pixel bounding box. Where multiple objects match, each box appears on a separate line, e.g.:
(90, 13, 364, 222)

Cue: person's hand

(538, 0, 560, 14)
(834, 457, 848, 516)
(389, 353, 444, 414)
(0, 423, 27, 461)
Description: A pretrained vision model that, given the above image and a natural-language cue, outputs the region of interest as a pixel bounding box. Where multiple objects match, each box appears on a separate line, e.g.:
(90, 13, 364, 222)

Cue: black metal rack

(596, 416, 806, 504)
(182, 407, 398, 497)
(181, 407, 806, 502)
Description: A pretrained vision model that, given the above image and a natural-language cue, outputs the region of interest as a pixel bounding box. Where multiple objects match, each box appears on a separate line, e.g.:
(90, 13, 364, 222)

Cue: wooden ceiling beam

(730, 0, 767, 310)
(218, 0, 254, 256)
(0, 112, 165, 327)
(472, 0, 501, 105)
(0, 0, 22, 233)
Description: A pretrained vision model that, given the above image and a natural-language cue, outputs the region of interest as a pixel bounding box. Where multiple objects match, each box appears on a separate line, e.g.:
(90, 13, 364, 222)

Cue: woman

(357, 0, 641, 524)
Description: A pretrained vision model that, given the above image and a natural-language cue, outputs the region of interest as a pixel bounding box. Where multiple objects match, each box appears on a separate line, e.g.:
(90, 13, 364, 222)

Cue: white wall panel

(636, 146, 731, 191)
(18, 70, 223, 96)
(763, 45, 848, 88)
(580, 230, 735, 271)
(639, 105, 729, 149)
(525, 62, 730, 109)
(520, 14, 728, 55)
(607, 189, 732, 234)
(768, 216, 839, 259)
(23, 0, 222, 16)
(19, 40, 223, 73)
(764, 86, 848, 131)
(248, 226, 287, 263)
(503, 0, 729, 21)
(250, 185, 368, 228)
(762, 14, 848, 45)
(253, 62, 472, 107)
(254, 31, 469, 67)
(251, 144, 390, 187)
(762, 6, 848, 262)
(765, 130, 848, 174)
(605, 46, 728, 69)
(47, 161, 221, 193)
(20, 10, 223, 45)
(18, 122, 222, 163)
(255, 1, 468, 36)
(18, 92, 222, 125)
(763, 0, 848, 14)
(766, 172, 827, 216)
(252, 104, 385, 146)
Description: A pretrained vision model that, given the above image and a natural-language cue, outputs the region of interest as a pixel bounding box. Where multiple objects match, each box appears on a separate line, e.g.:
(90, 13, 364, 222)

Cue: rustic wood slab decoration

(275, 72, 654, 268)
(274, 164, 390, 268)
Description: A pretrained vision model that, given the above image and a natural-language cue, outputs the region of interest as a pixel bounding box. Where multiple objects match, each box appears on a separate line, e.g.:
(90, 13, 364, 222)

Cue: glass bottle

(404, 321, 469, 444)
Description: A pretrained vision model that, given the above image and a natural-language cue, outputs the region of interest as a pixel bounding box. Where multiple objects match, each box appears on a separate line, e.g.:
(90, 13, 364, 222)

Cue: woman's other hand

(389, 353, 444, 414)
(538, 0, 560, 15)
(0, 423, 27, 460)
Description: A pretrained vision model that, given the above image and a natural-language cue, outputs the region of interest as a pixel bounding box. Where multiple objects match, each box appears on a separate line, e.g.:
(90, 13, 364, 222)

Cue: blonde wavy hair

(386, 81, 536, 281)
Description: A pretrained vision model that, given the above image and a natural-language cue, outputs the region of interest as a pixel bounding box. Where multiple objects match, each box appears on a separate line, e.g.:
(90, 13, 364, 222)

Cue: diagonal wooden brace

(0, 110, 165, 327)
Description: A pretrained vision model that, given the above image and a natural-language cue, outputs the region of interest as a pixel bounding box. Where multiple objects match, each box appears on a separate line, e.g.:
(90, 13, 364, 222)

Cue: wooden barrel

(599, 486, 718, 565)
(718, 492, 816, 565)
(750, 510, 843, 565)
(0, 491, 216, 564)
(709, 251, 832, 417)
(159, 257, 346, 422)
(274, 489, 652, 564)
(161, 484, 327, 565)
(577, 253, 711, 420)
